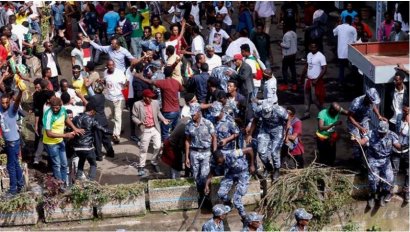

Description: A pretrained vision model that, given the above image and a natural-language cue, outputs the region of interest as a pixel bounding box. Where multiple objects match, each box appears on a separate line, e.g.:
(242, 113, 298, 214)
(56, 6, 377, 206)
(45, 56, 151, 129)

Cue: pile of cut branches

(258, 163, 354, 231)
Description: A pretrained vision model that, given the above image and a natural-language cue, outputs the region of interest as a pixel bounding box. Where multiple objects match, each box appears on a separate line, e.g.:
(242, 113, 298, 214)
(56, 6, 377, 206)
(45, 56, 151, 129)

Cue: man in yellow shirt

(151, 16, 167, 35)
(71, 65, 88, 96)
(43, 97, 83, 187)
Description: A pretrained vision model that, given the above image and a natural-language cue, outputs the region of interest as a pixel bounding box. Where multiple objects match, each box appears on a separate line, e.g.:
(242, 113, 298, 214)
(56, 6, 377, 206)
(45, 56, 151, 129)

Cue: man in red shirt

(282, 106, 304, 169)
(136, 66, 184, 140)
(132, 89, 170, 176)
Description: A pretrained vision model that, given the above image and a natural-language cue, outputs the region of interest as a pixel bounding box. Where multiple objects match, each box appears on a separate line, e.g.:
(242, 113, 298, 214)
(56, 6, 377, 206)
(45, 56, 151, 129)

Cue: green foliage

(150, 178, 195, 188)
(0, 192, 35, 213)
(258, 163, 354, 231)
(366, 225, 382, 232)
(0, 153, 6, 165)
(264, 221, 281, 232)
(342, 220, 360, 231)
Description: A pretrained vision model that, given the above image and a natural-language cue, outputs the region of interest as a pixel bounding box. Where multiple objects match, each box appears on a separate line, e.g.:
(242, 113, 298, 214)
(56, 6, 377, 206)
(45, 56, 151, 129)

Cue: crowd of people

(0, 1, 408, 230)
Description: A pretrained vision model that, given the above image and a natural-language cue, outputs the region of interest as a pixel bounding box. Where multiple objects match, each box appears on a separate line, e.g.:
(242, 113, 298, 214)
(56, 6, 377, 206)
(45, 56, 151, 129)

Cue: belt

(190, 147, 210, 152)
(144, 125, 155, 129)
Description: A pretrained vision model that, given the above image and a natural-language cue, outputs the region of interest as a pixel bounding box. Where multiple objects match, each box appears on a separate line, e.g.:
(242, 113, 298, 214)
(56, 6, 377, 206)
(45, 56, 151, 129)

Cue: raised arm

(242, 147, 255, 174)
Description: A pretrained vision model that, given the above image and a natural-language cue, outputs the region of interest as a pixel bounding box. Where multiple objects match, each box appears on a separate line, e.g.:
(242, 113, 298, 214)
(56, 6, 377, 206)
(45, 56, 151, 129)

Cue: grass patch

(150, 178, 195, 188)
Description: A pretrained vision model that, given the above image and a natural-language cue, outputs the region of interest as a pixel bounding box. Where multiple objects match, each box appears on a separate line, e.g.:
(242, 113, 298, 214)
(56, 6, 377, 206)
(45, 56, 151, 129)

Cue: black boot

(367, 193, 375, 208)
(106, 148, 115, 158)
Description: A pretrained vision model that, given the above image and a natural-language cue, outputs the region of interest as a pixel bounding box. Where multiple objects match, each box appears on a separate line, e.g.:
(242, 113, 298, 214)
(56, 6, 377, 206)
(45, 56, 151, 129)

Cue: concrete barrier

(97, 193, 146, 218)
(0, 200, 38, 226)
(44, 202, 94, 223)
(148, 178, 198, 211)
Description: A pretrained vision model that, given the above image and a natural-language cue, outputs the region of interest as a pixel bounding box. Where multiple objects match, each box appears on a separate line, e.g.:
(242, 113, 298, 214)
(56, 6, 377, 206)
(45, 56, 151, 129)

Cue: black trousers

(94, 127, 113, 159)
(76, 150, 97, 180)
(317, 137, 336, 166)
(127, 98, 137, 137)
(282, 54, 297, 84)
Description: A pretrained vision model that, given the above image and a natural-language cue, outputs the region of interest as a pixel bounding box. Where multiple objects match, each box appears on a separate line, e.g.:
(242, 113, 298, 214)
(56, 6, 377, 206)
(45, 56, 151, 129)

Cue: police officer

(348, 88, 387, 167)
(210, 101, 240, 154)
(289, 208, 313, 231)
(204, 148, 255, 221)
(356, 121, 402, 208)
(201, 204, 231, 232)
(241, 212, 264, 232)
(246, 99, 289, 180)
(185, 103, 217, 199)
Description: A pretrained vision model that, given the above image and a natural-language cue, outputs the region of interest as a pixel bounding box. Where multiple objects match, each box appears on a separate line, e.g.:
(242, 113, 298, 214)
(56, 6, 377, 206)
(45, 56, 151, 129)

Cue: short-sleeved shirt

(209, 27, 230, 53)
(366, 130, 399, 160)
(288, 118, 304, 156)
(307, 51, 326, 79)
(254, 104, 289, 133)
(216, 114, 240, 150)
(317, 108, 340, 137)
(155, 78, 183, 113)
(215, 6, 232, 26)
(263, 77, 278, 103)
(151, 25, 167, 35)
(185, 117, 215, 149)
(126, 13, 143, 38)
(0, 103, 19, 141)
(340, 10, 358, 23)
(103, 11, 120, 35)
(71, 48, 84, 68)
(43, 107, 67, 145)
(349, 95, 372, 123)
(140, 8, 150, 28)
(72, 76, 88, 96)
(202, 218, 224, 232)
(211, 149, 248, 175)
(211, 66, 236, 92)
(104, 69, 127, 102)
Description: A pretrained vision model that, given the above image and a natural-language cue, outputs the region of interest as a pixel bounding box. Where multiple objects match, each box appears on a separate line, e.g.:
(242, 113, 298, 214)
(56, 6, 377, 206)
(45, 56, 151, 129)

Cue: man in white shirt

(190, 26, 205, 63)
(208, 21, 231, 56)
(280, 23, 298, 91)
(55, 79, 82, 105)
(255, 2, 276, 34)
(389, 71, 407, 131)
(205, 45, 222, 74)
(333, 15, 356, 86)
(262, 69, 278, 104)
(215, 1, 232, 34)
(103, 60, 127, 143)
(300, 43, 327, 119)
(8, 15, 28, 52)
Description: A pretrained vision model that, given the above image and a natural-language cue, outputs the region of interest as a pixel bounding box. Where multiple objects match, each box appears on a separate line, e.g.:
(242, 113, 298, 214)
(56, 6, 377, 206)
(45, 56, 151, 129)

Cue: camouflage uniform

(254, 100, 289, 170)
(186, 104, 216, 190)
(211, 65, 237, 92)
(211, 101, 240, 153)
(202, 204, 231, 231)
(212, 149, 250, 218)
(365, 128, 399, 193)
(241, 212, 264, 232)
(347, 88, 381, 159)
(289, 208, 312, 231)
